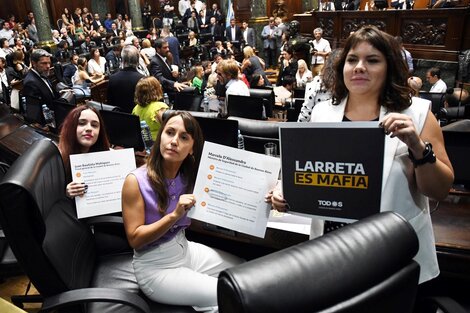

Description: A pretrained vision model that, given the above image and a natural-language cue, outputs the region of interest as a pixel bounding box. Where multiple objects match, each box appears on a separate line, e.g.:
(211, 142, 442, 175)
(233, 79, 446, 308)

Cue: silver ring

(400, 121, 405, 127)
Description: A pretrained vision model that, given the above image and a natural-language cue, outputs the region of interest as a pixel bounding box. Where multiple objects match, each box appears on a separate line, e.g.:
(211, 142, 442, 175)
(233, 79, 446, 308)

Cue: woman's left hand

(380, 113, 424, 153)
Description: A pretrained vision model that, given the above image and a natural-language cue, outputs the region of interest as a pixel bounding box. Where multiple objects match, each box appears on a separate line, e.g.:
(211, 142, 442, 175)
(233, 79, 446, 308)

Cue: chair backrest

(286, 98, 304, 122)
(99, 110, 145, 151)
(293, 87, 305, 99)
(418, 92, 445, 116)
(442, 119, 470, 188)
(173, 93, 203, 112)
(0, 139, 97, 297)
(194, 116, 239, 148)
(227, 94, 264, 120)
(249, 88, 274, 118)
(218, 211, 420, 313)
(228, 116, 280, 154)
(53, 62, 66, 85)
(50, 100, 75, 131)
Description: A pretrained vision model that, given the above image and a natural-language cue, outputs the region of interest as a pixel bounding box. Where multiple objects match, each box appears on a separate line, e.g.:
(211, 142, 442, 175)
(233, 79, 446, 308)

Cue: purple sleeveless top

(132, 166, 191, 250)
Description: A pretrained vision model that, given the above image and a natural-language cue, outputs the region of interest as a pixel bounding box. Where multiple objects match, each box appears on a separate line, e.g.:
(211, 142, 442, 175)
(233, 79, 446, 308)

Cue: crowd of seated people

(1, 0, 466, 127)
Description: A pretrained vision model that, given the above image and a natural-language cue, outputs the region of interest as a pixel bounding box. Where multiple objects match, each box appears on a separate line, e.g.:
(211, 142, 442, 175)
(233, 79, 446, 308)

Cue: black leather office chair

(442, 119, 470, 189)
(227, 94, 265, 120)
(0, 139, 196, 312)
(228, 116, 280, 154)
(173, 92, 203, 112)
(249, 88, 275, 118)
(218, 211, 421, 313)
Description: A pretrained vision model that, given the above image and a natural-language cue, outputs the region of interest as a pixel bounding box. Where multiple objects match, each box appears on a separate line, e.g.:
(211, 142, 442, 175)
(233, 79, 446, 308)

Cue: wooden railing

(294, 7, 470, 61)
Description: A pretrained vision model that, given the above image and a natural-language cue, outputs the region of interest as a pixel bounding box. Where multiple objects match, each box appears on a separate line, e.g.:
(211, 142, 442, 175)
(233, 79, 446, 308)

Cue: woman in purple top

(122, 111, 243, 311)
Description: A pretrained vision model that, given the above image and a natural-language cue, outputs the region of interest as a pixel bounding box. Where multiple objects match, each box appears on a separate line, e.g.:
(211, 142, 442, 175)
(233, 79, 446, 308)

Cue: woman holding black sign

(267, 25, 454, 284)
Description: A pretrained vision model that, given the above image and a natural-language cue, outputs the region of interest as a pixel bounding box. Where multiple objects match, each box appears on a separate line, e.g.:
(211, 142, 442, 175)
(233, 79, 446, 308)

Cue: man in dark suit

(209, 3, 224, 25)
(182, 2, 197, 25)
(92, 13, 103, 31)
(107, 22, 120, 38)
(198, 3, 211, 33)
(209, 16, 223, 40)
(241, 21, 256, 48)
(225, 18, 242, 42)
(105, 45, 122, 72)
(22, 49, 59, 124)
(149, 38, 188, 96)
(62, 54, 79, 85)
(107, 45, 144, 113)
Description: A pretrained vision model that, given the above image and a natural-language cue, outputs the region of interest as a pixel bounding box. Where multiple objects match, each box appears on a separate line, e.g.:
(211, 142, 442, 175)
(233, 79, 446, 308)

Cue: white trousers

(133, 231, 243, 312)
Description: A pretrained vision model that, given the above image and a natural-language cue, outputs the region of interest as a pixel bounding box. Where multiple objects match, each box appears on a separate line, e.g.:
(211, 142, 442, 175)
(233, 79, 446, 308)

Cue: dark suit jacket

(107, 67, 144, 113)
(210, 24, 224, 39)
(149, 54, 177, 93)
(166, 36, 181, 67)
(225, 25, 242, 42)
(92, 20, 103, 31)
(105, 50, 120, 70)
(107, 29, 119, 37)
(22, 69, 59, 123)
(62, 64, 77, 85)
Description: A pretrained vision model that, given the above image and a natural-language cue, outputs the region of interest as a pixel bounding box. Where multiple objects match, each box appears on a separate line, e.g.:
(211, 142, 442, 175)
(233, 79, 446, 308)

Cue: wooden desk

(430, 195, 470, 280)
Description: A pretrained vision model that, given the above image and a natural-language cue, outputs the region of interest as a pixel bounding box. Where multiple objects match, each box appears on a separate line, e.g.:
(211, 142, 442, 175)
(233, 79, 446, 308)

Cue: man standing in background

(310, 28, 331, 76)
(241, 21, 255, 48)
(261, 17, 277, 69)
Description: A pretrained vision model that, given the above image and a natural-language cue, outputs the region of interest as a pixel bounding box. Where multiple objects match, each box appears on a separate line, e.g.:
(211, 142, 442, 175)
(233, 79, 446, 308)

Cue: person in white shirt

(310, 27, 331, 76)
(0, 23, 14, 42)
(426, 67, 447, 93)
(217, 59, 249, 97)
(295, 59, 313, 88)
(216, 59, 249, 114)
(87, 47, 106, 76)
(178, 0, 191, 16)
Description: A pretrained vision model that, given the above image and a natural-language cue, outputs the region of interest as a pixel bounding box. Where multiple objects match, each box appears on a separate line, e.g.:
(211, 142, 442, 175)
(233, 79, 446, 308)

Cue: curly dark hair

(332, 25, 411, 112)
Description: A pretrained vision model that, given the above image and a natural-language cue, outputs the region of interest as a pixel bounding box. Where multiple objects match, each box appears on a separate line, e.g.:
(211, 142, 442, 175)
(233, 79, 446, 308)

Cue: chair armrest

(41, 288, 150, 313)
(86, 215, 124, 227)
(417, 296, 467, 313)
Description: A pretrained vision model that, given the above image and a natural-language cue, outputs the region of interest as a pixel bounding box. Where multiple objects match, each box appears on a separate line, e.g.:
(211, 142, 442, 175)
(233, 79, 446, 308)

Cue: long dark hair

(332, 25, 411, 112)
(58, 105, 110, 179)
(146, 111, 204, 215)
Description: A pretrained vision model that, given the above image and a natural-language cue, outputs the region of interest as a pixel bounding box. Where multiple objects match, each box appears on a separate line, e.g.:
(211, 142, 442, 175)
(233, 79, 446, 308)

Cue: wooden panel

(267, 0, 302, 20)
(234, 0, 252, 23)
(294, 8, 470, 61)
(0, 0, 31, 25)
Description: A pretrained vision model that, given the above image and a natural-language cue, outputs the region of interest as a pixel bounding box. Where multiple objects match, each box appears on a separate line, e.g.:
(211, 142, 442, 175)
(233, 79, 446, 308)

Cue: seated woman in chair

(72, 57, 104, 98)
(58, 105, 110, 198)
(122, 111, 243, 312)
